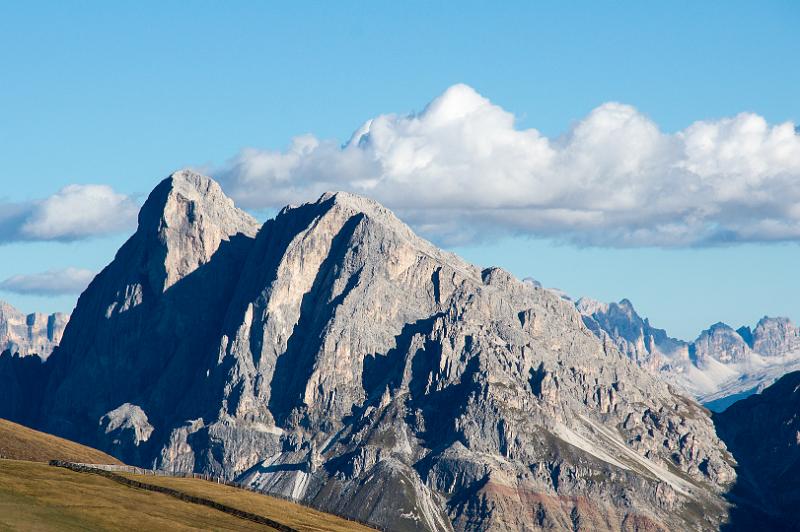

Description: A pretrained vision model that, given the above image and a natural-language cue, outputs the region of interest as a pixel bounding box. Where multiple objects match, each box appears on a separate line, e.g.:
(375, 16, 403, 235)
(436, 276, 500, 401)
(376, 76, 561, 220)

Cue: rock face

(714, 371, 800, 530)
(747, 317, 800, 356)
(576, 298, 688, 372)
(578, 299, 800, 410)
(31, 171, 736, 531)
(693, 323, 752, 365)
(99, 403, 155, 461)
(41, 170, 260, 452)
(0, 301, 68, 359)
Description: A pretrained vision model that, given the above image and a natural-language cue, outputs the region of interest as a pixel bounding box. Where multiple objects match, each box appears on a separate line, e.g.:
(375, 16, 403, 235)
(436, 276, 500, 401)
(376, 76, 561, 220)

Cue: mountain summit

(578, 298, 800, 410)
(15, 171, 736, 531)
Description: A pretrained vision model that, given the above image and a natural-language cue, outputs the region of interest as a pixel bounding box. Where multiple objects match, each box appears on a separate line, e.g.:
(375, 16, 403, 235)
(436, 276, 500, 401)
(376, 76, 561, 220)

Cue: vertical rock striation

(28, 171, 736, 531)
(0, 300, 68, 359)
(40, 170, 260, 454)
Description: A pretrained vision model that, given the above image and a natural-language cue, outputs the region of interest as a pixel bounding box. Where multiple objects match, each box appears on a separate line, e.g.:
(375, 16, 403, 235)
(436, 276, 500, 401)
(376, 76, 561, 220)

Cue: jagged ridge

(577, 297, 800, 409)
(8, 171, 736, 531)
(0, 300, 68, 359)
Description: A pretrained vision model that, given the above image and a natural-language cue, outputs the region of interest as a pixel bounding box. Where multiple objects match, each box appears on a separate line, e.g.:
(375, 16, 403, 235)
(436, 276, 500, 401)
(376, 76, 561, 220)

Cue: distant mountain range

(0, 301, 68, 360)
(3, 171, 799, 530)
(575, 297, 800, 411)
(0, 170, 740, 531)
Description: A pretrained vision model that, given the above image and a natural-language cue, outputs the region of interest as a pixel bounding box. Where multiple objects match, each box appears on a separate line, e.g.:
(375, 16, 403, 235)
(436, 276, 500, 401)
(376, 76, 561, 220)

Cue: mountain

(575, 298, 687, 373)
(577, 298, 800, 410)
(0, 300, 68, 359)
(13, 170, 737, 531)
(41, 171, 261, 462)
(0, 303, 68, 426)
(713, 371, 800, 530)
(0, 420, 372, 532)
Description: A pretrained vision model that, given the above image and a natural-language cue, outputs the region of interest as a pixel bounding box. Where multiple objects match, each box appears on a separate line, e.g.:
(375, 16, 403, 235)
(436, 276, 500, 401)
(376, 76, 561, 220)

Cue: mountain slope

(0, 417, 121, 464)
(577, 298, 800, 409)
(713, 371, 800, 530)
(0, 418, 373, 531)
(0, 460, 275, 531)
(40, 171, 261, 459)
(22, 171, 735, 531)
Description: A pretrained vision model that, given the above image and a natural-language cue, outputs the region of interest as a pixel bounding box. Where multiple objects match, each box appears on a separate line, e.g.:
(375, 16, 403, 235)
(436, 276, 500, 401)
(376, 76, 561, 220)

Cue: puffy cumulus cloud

(0, 185, 138, 243)
(0, 267, 96, 296)
(215, 84, 800, 247)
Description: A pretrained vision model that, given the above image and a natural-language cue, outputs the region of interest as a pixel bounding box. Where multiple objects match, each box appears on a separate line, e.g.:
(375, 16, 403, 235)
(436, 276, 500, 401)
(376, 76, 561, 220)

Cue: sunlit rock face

(40, 170, 260, 449)
(0, 300, 68, 360)
(749, 317, 800, 357)
(32, 171, 734, 531)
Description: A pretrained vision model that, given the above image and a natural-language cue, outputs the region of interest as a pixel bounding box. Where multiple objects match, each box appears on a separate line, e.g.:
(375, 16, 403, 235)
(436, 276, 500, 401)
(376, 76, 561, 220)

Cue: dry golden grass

(0, 418, 121, 464)
(119, 473, 376, 532)
(0, 418, 375, 531)
(0, 459, 276, 531)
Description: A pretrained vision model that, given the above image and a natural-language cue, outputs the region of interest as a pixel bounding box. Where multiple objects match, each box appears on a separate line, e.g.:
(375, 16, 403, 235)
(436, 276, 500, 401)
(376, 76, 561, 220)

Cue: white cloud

(214, 84, 800, 247)
(0, 268, 96, 296)
(0, 184, 138, 243)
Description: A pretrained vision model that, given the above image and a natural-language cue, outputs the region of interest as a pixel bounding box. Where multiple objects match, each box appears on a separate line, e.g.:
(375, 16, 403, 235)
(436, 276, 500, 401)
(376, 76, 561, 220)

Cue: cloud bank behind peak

(0, 184, 138, 244)
(0, 267, 96, 296)
(215, 83, 800, 247)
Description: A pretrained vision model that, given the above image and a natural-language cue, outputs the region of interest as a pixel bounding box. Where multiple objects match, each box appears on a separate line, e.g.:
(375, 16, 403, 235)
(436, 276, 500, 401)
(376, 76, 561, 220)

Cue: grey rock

(41, 170, 260, 448)
(33, 171, 735, 531)
(750, 316, 800, 356)
(95, 402, 156, 468)
(577, 298, 800, 410)
(0, 300, 68, 359)
(99, 403, 154, 447)
(692, 323, 751, 366)
(576, 297, 687, 372)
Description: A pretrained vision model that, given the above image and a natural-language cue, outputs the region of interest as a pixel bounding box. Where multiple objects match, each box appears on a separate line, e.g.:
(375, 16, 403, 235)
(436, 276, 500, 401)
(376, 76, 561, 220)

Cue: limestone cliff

(32, 171, 735, 531)
(0, 300, 68, 359)
(578, 298, 800, 411)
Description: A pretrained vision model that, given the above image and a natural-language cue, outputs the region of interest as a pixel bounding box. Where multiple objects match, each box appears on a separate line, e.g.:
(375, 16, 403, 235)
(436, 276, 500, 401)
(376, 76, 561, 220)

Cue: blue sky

(1, 1, 798, 339)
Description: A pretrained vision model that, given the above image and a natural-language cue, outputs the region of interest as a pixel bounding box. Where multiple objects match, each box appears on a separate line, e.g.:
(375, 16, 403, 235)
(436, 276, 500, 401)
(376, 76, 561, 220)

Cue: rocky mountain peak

(692, 322, 751, 365)
(617, 298, 635, 312)
(299, 190, 455, 261)
(751, 316, 800, 356)
(39, 170, 261, 446)
(574, 296, 608, 315)
(24, 173, 737, 531)
(576, 297, 685, 372)
(136, 169, 260, 292)
(578, 298, 800, 410)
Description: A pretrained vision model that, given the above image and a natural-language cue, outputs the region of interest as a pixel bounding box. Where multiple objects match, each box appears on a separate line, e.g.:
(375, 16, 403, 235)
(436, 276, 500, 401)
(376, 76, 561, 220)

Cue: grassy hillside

(119, 473, 376, 532)
(0, 418, 121, 464)
(0, 418, 375, 531)
(0, 459, 377, 531)
(0, 459, 274, 531)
